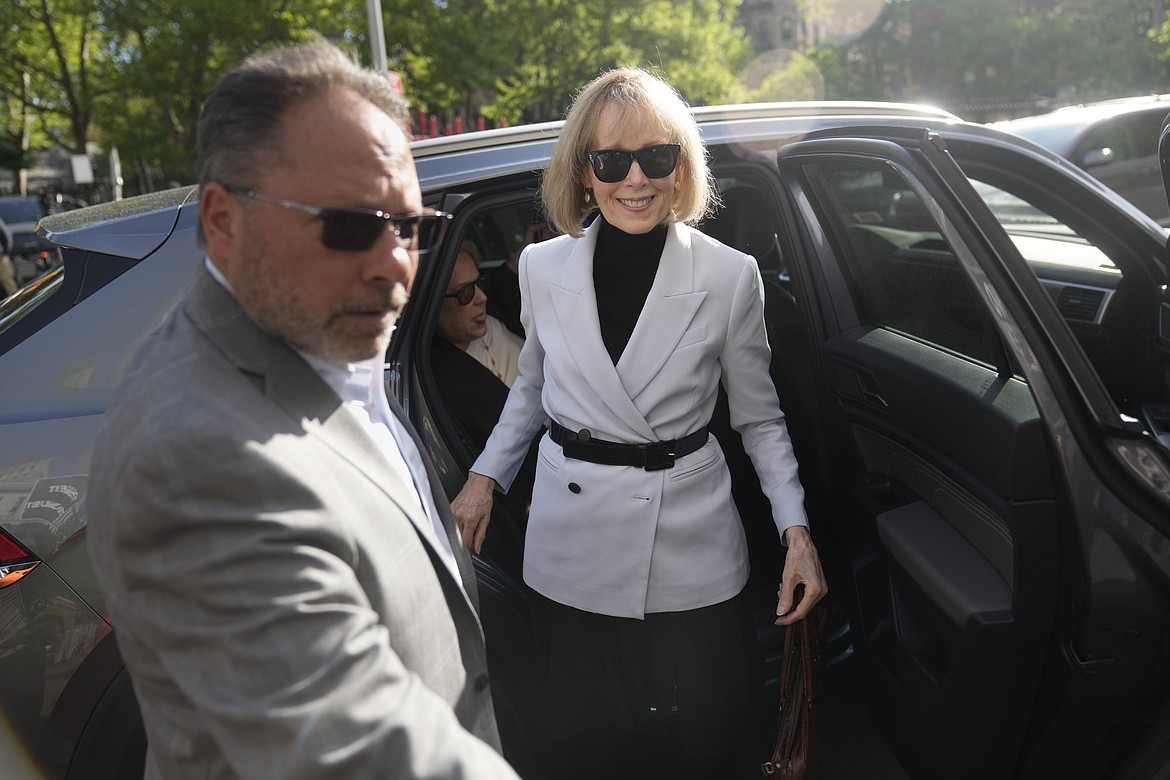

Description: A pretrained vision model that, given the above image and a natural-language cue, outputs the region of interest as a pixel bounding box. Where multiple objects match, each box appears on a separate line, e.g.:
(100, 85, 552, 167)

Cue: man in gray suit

(87, 43, 520, 780)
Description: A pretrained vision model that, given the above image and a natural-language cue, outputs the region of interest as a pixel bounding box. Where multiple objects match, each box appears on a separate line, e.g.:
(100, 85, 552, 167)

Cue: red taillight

(0, 530, 39, 589)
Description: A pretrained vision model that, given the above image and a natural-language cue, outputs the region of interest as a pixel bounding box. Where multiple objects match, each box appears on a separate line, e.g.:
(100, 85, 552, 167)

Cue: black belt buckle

(640, 440, 676, 471)
(560, 428, 591, 461)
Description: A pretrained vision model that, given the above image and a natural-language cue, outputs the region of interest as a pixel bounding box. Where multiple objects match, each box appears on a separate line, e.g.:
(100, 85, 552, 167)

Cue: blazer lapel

(550, 223, 657, 439)
(617, 224, 708, 400)
(184, 267, 465, 587)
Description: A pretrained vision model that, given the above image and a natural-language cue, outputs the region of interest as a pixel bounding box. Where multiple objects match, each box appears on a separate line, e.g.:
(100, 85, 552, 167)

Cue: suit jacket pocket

(537, 435, 562, 474)
(668, 444, 719, 483)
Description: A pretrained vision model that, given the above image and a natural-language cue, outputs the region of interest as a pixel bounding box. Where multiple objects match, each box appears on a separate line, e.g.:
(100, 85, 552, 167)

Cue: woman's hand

(775, 525, 828, 625)
(452, 472, 497, 555)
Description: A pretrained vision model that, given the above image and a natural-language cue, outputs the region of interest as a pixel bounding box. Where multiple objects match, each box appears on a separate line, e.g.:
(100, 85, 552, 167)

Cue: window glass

(798, 158, 995, 363)
(966, 174, 1128, 396)
(448, 196, 548, 341)
(0, 198, 42, 224)
(702, 174, 787, 285)
(1077, 118, 1137, 163)
(1128, 111, 1164, 158)
(462, 200, 541, 271)
(1075, 111, 1165, 163)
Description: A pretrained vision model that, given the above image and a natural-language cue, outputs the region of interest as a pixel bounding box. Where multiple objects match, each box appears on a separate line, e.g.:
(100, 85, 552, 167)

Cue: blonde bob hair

(541, 68, 715, 238)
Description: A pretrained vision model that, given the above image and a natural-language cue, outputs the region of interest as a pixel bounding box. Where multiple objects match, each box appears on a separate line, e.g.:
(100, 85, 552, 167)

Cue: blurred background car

(0, 215, 14, 297)
(994, 95, 1170, 224)
(0, 195, 63, 288)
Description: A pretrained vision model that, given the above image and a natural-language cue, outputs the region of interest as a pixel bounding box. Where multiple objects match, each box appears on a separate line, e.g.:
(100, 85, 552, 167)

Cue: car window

(701, 173, 788, 285)
(462, 198, 543, 272)
(0, 198, 42, 224)
(1128, 111, 1165, 158)
(1076, 118, 1137, 162)
(957, 149, 1170, 439)
(966, 173, 1136, 387)
(796, 157, 997, 364)
(1073, 111, 1165, 164)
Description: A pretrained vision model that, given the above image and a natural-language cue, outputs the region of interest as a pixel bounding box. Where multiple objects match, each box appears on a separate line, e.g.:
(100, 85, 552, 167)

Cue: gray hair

(196, 42, 409, 245)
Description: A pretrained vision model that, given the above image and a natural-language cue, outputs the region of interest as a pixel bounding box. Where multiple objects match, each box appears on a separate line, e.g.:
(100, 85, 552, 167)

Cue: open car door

(774, 127, 1170, 779)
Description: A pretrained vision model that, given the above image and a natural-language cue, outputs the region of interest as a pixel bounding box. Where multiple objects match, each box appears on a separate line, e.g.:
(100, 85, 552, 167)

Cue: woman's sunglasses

(222, 183, 451, 253)
(444, 274, 488, 306)
(585, 143, 681, 184)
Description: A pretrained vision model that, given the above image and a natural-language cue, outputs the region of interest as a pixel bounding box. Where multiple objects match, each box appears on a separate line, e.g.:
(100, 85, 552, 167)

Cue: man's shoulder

(104, 303, 258, 445)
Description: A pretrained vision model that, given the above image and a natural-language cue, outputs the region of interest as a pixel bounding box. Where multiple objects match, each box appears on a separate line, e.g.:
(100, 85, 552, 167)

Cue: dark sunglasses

(222, 183, 451, 253)
(444, 274, 488, 306)
(585, 143, 681, 183)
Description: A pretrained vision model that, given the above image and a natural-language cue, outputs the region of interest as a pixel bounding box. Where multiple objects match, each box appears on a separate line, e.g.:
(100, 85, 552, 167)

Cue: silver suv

(2, 102, 1170, 780)
(995, 95, 1170, 224)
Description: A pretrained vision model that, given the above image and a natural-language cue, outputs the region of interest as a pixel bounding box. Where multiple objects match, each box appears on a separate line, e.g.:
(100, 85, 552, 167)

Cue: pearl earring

(584, 190, 592, 204)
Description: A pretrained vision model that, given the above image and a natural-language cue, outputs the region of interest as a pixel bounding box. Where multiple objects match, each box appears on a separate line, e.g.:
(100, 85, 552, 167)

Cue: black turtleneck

(593, 216, 668, 365)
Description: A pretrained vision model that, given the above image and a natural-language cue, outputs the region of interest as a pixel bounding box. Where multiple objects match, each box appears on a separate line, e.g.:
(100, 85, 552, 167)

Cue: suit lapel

(617, 224, 708, 400)
(550, 223, 657, 439)
(184, 267, 472, 597)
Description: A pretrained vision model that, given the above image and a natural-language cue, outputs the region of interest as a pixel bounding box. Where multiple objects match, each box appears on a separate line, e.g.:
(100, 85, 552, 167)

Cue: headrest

(704, 187, 780, 272)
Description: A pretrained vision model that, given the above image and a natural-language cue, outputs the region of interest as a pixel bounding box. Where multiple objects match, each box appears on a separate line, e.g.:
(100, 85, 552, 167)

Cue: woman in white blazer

(453, 68, 827, 779)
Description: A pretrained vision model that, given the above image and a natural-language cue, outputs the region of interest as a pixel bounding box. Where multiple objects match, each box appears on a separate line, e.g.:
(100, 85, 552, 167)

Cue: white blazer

(473, 220, 807, 619)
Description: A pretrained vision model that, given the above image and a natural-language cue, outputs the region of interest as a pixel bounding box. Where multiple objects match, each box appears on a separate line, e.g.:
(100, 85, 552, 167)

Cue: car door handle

(856, 369, 889, 408)
(862, 389, 888, 408)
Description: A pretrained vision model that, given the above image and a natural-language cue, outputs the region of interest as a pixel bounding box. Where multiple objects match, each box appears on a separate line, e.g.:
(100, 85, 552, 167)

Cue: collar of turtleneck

(595, 214, 668, 257)
(592, 215, 668, 364)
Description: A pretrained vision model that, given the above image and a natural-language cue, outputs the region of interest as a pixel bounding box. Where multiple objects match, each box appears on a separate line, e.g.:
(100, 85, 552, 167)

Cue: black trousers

(536, 590, 762, 780)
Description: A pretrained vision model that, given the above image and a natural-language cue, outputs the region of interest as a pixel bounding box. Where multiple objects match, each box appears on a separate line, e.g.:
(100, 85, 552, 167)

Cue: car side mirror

(1081, 147, 1115, 169)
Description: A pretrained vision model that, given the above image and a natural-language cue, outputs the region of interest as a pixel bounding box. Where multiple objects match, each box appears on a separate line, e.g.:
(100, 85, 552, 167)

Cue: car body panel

(41, 188, 190, 261)
(0, 551, 112, 779)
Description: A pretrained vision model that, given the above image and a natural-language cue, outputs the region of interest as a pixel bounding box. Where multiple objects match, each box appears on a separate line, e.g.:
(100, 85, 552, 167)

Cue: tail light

(0, 529, 39, 589)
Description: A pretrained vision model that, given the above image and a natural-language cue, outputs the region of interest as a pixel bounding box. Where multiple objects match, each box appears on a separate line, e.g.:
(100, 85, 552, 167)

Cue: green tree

(901, 0, 1168, 109)
(95, 0, 366, 187)
(385, 0, 753, 127)
(0, 0, 117, 191)
(729, 49, 825, 103)
(0, 72, 34, 190)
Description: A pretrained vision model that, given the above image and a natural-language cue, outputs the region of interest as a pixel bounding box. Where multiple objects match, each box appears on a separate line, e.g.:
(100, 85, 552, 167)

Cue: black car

(2, 102, 1169, 780)
(0, 195, 62, 286)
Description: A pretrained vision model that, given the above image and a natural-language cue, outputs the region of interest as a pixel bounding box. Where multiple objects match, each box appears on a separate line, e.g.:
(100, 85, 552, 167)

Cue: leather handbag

(760, 598, 829, 778)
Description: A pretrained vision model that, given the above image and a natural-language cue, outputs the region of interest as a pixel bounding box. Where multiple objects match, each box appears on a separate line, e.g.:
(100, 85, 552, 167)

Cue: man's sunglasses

(585, 143, 681, 184)
(444, 274, 488, 306)
(222, 183, 451, 253)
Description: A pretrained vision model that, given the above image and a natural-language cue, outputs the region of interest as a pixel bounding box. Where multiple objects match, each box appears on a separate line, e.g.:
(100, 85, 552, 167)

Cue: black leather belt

(549, 421, 709, 471)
